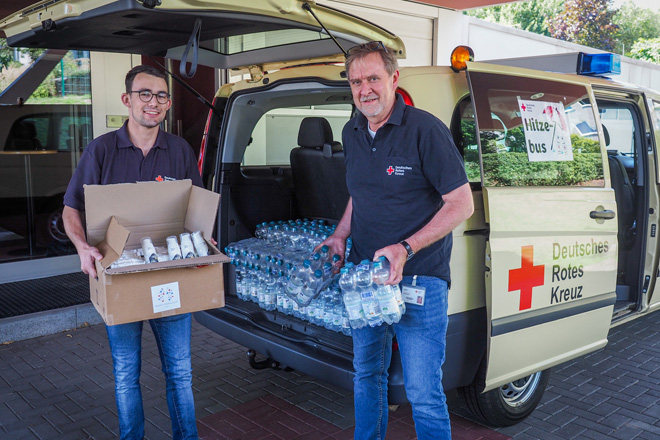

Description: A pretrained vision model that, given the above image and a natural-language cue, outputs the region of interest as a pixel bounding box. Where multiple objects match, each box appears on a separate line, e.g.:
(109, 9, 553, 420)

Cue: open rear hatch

(0, 0, 405, 71)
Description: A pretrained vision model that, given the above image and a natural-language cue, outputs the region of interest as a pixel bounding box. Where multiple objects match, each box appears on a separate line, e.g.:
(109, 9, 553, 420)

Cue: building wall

(89, 2, 660, 136)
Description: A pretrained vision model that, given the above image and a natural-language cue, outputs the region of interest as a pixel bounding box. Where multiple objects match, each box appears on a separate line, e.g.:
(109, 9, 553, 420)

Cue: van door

(467, 64, 618, 391)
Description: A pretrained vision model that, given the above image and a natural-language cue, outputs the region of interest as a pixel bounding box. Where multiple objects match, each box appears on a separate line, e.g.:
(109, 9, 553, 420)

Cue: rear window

(243, 103, 352, 167)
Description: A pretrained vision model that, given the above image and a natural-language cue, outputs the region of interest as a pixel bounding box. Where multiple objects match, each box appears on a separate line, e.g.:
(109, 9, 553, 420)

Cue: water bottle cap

(333, 254, 341, 262)
(373, 261, 383, 268)
(321, 245, 329, 253)
(303, 259, 311, 267)
(312, 253, 321, 261)
(324, 262, 332, 269)
(377, 256, 386, 262)
(360, 259, 370, 265)
(314, 270, 323, 278)
(340, 267, 348, 274)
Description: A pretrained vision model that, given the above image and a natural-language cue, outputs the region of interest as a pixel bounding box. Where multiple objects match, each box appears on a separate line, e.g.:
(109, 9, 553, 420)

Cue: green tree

(466, 0, 564, 36)
(547, 0, 618, 51)
(629, 38, 660, 64)
(612, 1, 660, 56)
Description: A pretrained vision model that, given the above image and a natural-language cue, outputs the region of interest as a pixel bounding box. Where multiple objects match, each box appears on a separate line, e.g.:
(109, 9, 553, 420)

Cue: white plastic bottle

(373, 260, 401, 324)
(356, 260, 383, 327)
(339, 266, 367, 329)
(376, 256, 406, 315)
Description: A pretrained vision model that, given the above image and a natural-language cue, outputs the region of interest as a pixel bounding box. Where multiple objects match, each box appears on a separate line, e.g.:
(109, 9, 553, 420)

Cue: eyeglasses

(346, 41, 386, 57)
(129, 90, 170, 104)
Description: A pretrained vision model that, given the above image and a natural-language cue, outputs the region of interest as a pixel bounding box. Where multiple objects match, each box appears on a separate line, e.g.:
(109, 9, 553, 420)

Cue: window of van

(466, 72, 604, 188)
(243, 104, 352, 167)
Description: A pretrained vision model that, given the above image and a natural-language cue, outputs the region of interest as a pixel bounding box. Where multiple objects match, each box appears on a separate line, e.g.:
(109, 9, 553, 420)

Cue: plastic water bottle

(355, 260, 383, 327)
(297, 269, 323, 306)
(339, 266, 367, 329)
(286, 259, 311, 301)
(376, 256, 406, 315)
(263, 269, 277, 311)
(373, 260, 401, 324)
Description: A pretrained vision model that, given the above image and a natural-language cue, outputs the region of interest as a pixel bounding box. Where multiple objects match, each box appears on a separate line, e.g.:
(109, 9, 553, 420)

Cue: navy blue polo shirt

(64, 121, 203, 211)
(343, 94, 468, 283)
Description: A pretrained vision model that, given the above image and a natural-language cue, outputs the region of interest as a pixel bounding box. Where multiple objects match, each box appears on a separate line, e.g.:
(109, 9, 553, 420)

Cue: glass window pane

(218, 29, 330, 55)
(0, 50, 92, 263)
(243, 104, 352, 167)
(469, 72, 604, 187)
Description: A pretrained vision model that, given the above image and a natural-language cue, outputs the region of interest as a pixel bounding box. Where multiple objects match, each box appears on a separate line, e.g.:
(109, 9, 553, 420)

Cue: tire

(458, 358, 550, 427)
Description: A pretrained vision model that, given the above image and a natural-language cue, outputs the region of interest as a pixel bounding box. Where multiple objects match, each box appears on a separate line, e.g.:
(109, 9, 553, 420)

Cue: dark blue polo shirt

(64, 121, 203, 211)
(343, 94, 468, 283)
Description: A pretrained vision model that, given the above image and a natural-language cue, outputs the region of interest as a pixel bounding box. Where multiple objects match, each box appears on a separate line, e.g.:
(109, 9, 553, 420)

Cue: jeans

(106, 313, 198, 440)
(352, 276, 450, 440)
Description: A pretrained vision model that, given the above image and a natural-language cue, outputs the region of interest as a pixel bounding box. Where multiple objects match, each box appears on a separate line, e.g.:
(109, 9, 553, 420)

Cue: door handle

(590, 210, 616, 220)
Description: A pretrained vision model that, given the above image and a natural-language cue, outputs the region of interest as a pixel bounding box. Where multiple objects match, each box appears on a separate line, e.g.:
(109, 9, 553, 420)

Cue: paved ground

(2, 307, 660, 439)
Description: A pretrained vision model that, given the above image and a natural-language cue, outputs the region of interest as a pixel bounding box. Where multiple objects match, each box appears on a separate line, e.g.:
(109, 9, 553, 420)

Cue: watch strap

(400, 240, 414, 261)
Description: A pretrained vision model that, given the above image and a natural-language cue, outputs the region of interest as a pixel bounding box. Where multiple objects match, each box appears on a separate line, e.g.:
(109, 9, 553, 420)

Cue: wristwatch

(400, 240, 415, 261)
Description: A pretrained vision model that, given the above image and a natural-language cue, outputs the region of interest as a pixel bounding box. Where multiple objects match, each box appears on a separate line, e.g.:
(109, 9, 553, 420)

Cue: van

(4, 0, 660, 427)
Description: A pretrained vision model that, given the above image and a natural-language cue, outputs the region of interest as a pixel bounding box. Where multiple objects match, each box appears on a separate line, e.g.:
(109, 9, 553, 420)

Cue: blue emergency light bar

(577, 53, 621, 76)
(485, 52, 622, 77)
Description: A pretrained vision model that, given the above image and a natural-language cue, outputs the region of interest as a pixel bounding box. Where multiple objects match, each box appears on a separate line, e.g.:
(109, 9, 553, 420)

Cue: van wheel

(458, 360, 550, 427)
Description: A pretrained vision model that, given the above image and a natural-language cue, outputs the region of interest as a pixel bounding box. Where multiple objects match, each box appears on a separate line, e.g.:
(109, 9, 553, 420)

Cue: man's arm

(63, 205, 103, 278)
(317, 197, 353, 262)
(374, 182, 474, 285)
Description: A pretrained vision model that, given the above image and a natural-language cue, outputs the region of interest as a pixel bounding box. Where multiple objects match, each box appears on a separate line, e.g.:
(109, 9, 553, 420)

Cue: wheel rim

(499, 371, 542, 408)
(48, 208, 69, 242)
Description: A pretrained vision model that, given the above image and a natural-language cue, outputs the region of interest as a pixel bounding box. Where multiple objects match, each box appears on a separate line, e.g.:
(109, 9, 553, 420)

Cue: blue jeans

(106, 313, 198, 440)
(352, 276, 450, 440)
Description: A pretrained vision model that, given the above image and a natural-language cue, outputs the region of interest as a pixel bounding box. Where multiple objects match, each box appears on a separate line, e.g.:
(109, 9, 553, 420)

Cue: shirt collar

(352, 94, 406, 132)
(116, 120, 168, 150)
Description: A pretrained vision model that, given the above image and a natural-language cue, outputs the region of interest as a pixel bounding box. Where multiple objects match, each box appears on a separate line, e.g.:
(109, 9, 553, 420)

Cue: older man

(322, 42, 474, 440)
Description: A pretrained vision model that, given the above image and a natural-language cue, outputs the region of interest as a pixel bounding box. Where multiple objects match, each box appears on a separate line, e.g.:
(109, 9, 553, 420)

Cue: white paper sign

(151, 281, 181, 313)
(518, 98, 573, 162)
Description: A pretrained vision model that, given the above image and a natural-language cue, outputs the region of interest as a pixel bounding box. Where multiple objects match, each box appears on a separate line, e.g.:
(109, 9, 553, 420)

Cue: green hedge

(481, 152, 604, 186)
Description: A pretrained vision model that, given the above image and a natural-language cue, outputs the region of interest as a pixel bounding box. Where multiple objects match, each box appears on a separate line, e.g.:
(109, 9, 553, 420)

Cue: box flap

(85, 180, 192, 246)
(185, 185, 220, 237)
(105, 252, 230, 275)
(97, 217, 130, 269)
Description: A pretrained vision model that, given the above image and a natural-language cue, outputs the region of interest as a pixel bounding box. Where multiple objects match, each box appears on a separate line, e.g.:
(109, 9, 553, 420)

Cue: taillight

(198, 97, 217, 175)
(396, 88, 414, 106)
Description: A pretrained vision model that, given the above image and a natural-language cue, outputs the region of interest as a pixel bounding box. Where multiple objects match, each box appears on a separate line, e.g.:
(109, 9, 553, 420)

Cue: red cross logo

(520, 103, 527, 111)
(155, 175, 164, 182)
(386, 166, 394, 175)
(508, 245, 544, 311)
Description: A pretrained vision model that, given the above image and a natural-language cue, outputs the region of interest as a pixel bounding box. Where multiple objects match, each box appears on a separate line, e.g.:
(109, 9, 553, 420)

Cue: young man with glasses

(62, 64, 202, 439)
(321, 43, 474, 440)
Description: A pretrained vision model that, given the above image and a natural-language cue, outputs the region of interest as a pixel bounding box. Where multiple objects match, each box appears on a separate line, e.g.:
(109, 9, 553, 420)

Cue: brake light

(198, 97, 217, 175)
(396, 88, 414, 106)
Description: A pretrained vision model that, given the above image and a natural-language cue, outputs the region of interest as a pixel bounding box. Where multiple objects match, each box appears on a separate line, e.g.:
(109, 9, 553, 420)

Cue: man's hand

(374, 243, 408, 285)
(316, 234, 347, 265)
(79, 244, 103, 278)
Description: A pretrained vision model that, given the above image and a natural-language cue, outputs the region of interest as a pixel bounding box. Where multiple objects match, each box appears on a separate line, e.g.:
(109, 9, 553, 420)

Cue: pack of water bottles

(225, 219, 353, 336)
(284, 245, 343, 307)
(339, 257, 406, 328)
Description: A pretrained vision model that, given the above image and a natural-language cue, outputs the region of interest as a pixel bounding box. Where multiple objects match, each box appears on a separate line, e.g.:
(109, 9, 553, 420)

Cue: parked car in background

(0, 104, 91, 254)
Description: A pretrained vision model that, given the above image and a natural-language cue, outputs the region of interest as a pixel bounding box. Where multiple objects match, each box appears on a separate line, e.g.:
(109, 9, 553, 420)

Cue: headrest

(14, 120, 37, 138)
(602, 125, 610, 147)
(298, 117, 334, 148)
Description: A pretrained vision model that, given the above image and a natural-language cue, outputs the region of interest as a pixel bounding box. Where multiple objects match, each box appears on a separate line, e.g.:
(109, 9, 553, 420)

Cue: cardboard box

(84, 180, 229, 325)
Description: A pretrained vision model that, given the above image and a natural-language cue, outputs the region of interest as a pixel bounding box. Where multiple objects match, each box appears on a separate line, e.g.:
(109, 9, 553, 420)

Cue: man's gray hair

(345, 42, 398, 77)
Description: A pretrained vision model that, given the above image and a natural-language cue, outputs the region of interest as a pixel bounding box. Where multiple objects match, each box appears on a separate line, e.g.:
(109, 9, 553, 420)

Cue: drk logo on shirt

(386, 165, 412, 176)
